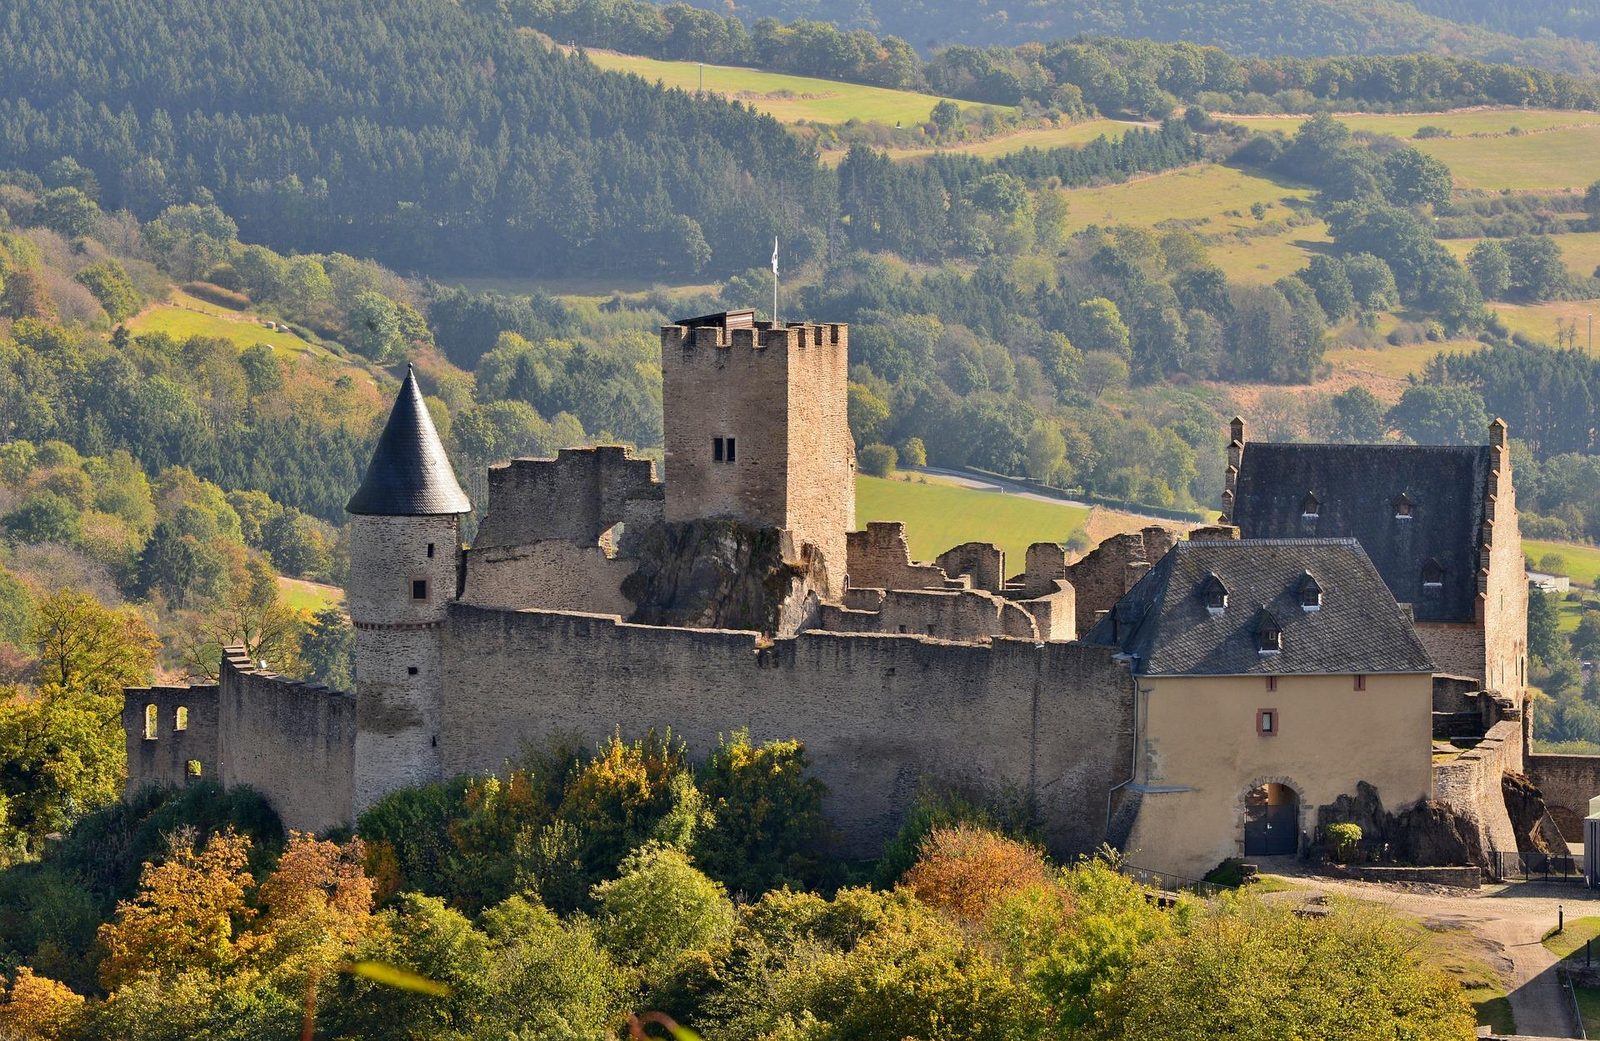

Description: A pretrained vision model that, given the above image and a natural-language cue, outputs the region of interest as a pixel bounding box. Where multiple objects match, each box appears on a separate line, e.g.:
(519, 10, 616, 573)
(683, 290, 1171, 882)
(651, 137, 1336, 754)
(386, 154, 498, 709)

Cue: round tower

(346, 364, 470, 813)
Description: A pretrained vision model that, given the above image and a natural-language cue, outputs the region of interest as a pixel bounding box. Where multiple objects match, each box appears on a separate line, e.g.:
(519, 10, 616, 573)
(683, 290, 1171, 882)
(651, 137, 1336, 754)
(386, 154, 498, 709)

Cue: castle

(126, 309, 1592, 879)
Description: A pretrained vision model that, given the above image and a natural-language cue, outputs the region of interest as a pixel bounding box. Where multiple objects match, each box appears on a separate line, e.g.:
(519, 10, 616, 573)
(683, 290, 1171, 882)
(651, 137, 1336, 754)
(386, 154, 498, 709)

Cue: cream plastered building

(1088, 538, 1436, 879)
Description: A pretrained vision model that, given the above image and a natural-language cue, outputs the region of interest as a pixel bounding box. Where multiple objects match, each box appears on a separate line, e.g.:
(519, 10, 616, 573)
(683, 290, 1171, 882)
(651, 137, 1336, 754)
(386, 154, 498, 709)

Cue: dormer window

(1257, 610, 1283, 655)
(1202, 574, 1228, 615)
(1421, 559, 1444, 592)
(1300, 492, 1319, 519)
(1298, 572, 1322, 612)
(1393, 493, 1414, 520)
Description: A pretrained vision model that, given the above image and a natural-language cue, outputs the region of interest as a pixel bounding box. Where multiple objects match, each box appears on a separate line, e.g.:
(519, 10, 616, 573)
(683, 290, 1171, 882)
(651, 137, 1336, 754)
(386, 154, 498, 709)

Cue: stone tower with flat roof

(660, 310, 854, 593)
(346, 365, 471, 812)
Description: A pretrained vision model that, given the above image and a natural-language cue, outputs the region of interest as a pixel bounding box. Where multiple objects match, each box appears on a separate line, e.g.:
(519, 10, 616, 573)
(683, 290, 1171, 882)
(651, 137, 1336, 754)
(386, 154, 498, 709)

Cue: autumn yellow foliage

(903, 824, 1057, 924)
(0, 967, 84, 1040)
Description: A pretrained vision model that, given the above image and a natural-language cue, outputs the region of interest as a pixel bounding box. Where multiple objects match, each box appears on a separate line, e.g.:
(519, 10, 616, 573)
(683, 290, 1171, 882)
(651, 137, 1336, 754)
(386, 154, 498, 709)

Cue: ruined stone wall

(1018, 585, 1076, 642)
(123, 684, 220, 792)
(1062, 526, 1177, 632)
(1012, 543, 1067, 598)
(1527, 752, 1600, 839)
(439, 605, 1136, 857)
(216, 651, 356, 834)
(1433, 718, 1522, 858)
(461, 542, 635, 615)
(473, 449, 662, 550)
(935, 543, 1005, 593)
(817, 588, 1038, 643)
(846, 523, 947, 591)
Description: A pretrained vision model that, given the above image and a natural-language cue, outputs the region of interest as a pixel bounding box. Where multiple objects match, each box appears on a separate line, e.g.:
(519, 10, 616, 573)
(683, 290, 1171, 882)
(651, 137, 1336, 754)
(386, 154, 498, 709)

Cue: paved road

(1265, 870, 1587, 1038)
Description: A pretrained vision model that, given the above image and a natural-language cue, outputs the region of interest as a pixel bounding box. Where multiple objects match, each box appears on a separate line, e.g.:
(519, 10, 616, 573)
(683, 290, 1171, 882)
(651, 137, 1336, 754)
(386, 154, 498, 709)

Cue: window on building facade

(713, 437, 738, 463)
(144, 704, 158, 740)
(1202, 574, 1228, 614)
(175, 706, 188, 731)
(1257, 709, 1277, 735)
(1301, 492, 1320, 518)
(1266, 675, 1277, 692)
(1298, 572, 1322, 612)
(1258, 614, 1283, 654)
(427, 542, 435, 558)
(186, 759, 203, 777)
(412, 578, 429, 600)
(1394, 493, 1414, 519)
(713, 437, 724, 462)
(1421, 559, 1444, 590)
(1354, 674, 1367, 691)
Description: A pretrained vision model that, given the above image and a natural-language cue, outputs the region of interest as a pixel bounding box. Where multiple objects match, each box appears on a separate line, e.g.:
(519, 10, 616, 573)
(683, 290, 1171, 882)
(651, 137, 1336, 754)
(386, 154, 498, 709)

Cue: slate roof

(1230, 442, 1490, 623)
(346, 366, 472, 516)
(1084, 539, 1434, 677)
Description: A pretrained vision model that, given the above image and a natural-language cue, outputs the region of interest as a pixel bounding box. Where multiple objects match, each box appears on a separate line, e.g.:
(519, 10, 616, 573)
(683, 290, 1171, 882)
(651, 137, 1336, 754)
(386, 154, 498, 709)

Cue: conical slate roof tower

(347, 364, 470, 516)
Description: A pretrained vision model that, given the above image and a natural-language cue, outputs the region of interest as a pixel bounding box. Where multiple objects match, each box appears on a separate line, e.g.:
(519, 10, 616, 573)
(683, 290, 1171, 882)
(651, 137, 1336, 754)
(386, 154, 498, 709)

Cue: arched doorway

(1244, 782, 1299, 856)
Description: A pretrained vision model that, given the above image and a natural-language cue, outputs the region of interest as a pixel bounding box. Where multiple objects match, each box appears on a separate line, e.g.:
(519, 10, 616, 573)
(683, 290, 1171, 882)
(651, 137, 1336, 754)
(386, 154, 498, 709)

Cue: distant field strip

(856, 474, 1088, 562)
(1222, 108, 1600, 138)
(582, 49, 1005, 125)
(1527, 539, 1600, 588)
(1443, 232, 1600, 281)
(859, 119, 1151, 164)
(126, 290, 335, 360)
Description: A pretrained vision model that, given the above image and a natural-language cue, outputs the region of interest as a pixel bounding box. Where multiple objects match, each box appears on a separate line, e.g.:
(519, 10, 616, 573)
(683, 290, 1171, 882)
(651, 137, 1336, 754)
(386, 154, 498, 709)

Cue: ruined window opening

(1298, 572, 1322, 612)
(408, 666, 419, 676)
(1300, 492, 1319, 519)
(1354, 674, 1367, 691)
(713, 437, 724, 462)
(1257, 709, 1277, 735)
(186, 759, 202, 777)
(1202, 574, 1228, 615)
(427, 542, 435, 558)
(1421, 559, 1444, 591)
(411, 578, 429, 601)
(175, 706, 188, 732)
(144, 704, 158, 740)
(1394, 494, 1414, 519)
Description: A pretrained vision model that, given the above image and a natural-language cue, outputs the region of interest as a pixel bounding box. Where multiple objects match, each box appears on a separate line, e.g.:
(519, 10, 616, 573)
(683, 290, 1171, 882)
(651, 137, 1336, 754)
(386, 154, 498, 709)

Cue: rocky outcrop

(1502, 771, 1569, 855)
(1316, 781, 1481, 868)
(622, 520, 827, 635)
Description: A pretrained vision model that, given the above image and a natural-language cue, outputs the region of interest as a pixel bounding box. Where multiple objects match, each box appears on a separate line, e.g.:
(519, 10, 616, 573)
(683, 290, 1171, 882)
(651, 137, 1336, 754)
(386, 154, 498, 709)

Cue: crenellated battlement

(661, 317, 848, 355)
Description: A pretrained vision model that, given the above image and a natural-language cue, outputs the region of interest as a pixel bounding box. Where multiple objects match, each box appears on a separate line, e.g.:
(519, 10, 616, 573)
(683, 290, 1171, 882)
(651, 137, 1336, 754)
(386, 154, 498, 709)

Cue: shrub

(592, 843, 734, 980)
(1324, 821, 1362, 862)
(181, 280, 250, 309)
(904, 824, 1052, 924)
(858, 442, 897, 478)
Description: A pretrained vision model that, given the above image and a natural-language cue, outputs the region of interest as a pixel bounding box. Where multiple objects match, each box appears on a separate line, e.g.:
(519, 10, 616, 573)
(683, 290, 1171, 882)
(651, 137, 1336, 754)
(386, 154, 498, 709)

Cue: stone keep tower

(660, 310, 855, 592)
(346, 365, 470, 812)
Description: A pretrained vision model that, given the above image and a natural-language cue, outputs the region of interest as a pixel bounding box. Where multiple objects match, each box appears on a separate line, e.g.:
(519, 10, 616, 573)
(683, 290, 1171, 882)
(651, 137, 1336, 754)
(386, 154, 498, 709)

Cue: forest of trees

(661, 0, 1600, 75)
(507, 0, 1600, 114)
(0, 735, 1478, 1040)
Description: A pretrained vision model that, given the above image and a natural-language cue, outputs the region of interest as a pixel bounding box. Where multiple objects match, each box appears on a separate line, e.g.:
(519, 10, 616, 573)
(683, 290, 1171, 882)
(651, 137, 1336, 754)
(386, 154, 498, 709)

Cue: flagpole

(772, 237, 780, 326)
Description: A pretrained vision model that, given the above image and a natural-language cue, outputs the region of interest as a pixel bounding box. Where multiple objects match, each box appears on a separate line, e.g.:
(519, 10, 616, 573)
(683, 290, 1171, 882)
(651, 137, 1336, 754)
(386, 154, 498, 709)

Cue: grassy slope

(1418, 126, 1600, 192)
(126, 290, 338, 361)
(1226, 108, 1600, 138)
(1442, 231, 1600, 282)
(581, 48, 1004, 125)
(1055, 164, 1327, 283)
(1527, 539, 1600, 588)
(856, 474, 1089, 561)
(861, 119, 1149, 163)
(276, 577, 345, 616)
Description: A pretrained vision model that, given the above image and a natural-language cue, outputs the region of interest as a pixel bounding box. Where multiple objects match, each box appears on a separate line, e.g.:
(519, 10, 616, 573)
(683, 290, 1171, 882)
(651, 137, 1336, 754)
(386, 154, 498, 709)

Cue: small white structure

(1530, 571, 1572, 594)
(1585, 795, 1600, 887)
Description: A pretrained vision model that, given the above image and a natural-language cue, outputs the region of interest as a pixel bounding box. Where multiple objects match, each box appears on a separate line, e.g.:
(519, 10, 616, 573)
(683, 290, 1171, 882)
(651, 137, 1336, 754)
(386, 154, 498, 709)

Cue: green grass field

(856, 474, 1088, 561)
(126, 290, 336, 360)
(864, 119, 1150, 164)
(1223, 108, 1600, 139)
(582, 49, 1005, 126)
(1417, 126, 1600, 192)
(1490, 299, 1600, 348)
(277, 577, 344, 616)
(1322, 338, 1484, 380)
(1527, 539, 1600, 588)
(1054, 163, 1326, 281)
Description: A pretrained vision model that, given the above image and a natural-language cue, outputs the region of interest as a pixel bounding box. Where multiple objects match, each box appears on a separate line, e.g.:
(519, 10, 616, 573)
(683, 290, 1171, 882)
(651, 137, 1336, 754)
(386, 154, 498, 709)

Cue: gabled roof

(1230, 442, 1490, 623)
(346, 366, 471, 516)
(1084, 539, 1433, 676)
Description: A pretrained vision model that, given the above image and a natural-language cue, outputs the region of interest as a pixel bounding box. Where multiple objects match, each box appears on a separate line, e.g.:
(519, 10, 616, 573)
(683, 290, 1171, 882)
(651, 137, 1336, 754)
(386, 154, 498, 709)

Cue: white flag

(771, 237, 779, 276)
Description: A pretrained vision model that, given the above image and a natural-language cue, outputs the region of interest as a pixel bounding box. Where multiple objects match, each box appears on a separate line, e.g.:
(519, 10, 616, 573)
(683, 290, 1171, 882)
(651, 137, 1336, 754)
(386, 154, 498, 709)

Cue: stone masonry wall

(217, 651, 356, 834)
(1433, 718, 1522, 859)
(123, 684, 220, 792)
(439, 605, 1136, 857)
(1416, 624, 1490, 686)
(473, 448, 662, 549)
(1481, 426, 1528, 705)
(1062, 526, 1178, 632)
(461, 542, 635, 615)
(817, 588, 1039, 642)
(934, 543, 1005, 593)
(846, 522, 948, 591)
(1527, 753, 1600, 839)
(783, 323, 855, 595)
